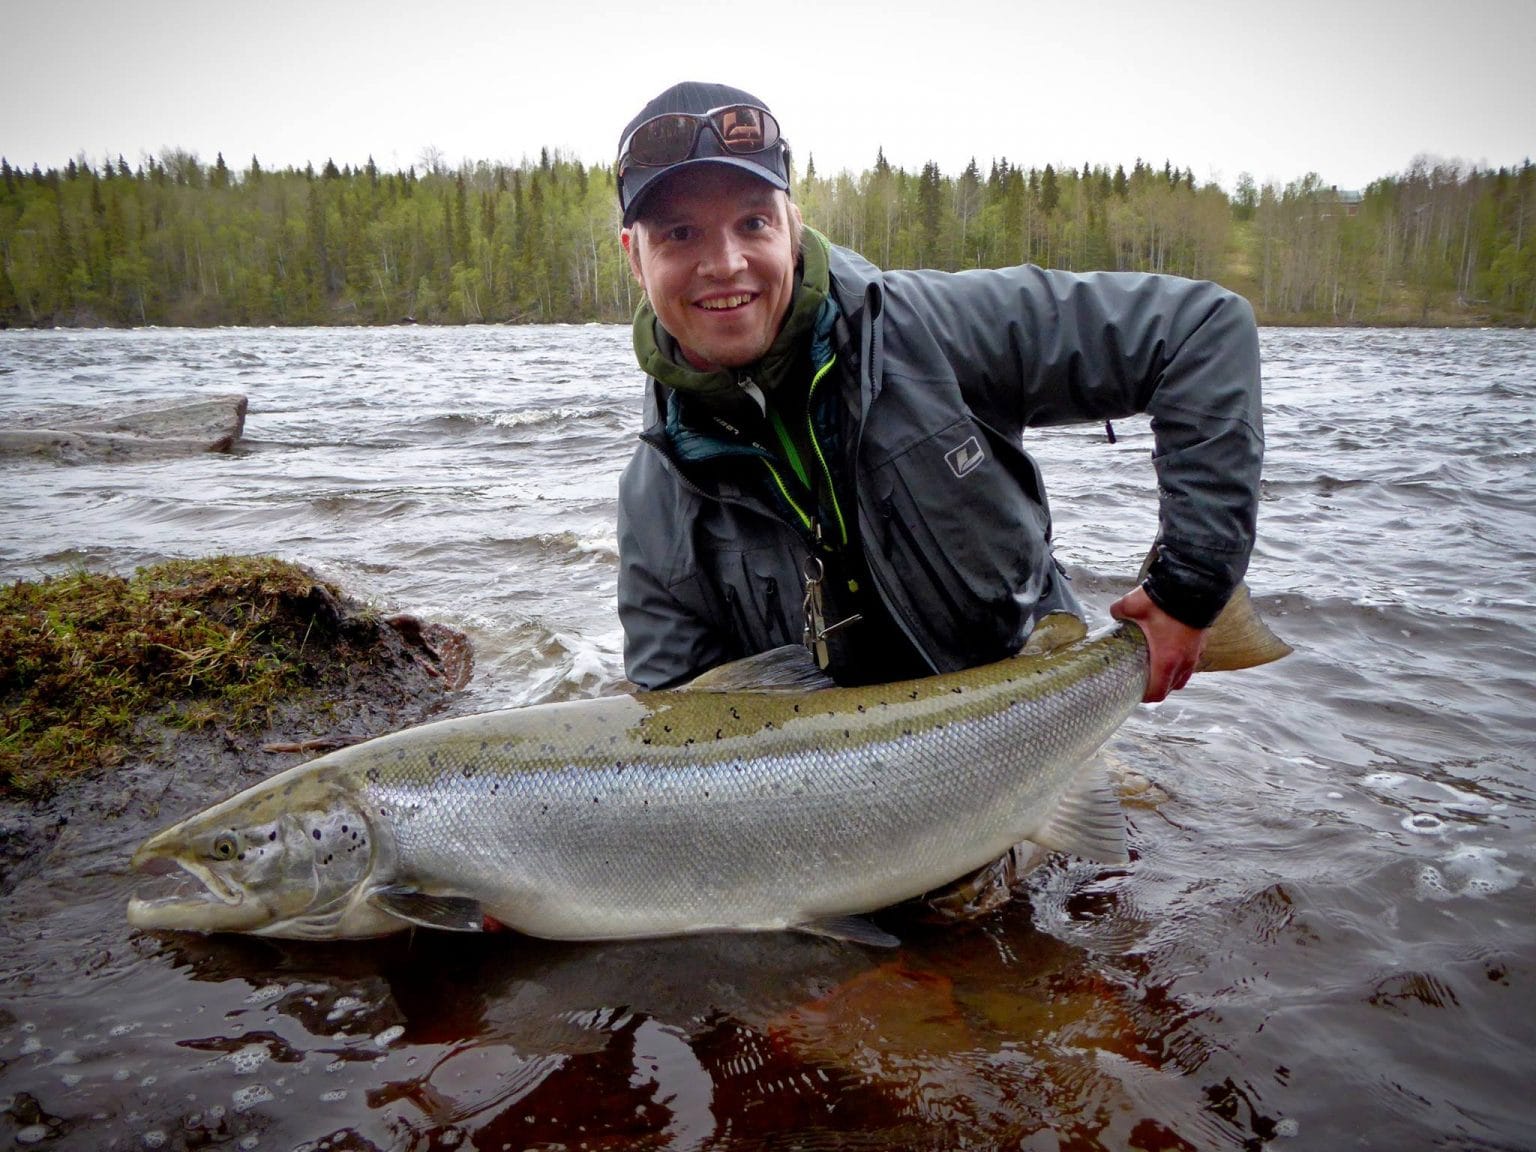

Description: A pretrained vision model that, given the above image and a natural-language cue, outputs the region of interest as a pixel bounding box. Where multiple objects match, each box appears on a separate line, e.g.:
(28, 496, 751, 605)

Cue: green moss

(0, 555, 368, 798)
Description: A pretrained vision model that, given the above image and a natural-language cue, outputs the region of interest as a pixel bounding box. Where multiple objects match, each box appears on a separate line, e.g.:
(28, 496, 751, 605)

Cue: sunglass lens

(629, 115, 700, 166)
(711, 107, 780, 154)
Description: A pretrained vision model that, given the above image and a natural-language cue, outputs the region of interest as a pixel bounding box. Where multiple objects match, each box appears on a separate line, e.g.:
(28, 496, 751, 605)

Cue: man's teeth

(699, 294, 753, 310)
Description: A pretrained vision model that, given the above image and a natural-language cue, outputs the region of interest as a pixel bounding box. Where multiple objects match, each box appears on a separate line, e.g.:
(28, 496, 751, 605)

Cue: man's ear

(621, 228, 645, 287)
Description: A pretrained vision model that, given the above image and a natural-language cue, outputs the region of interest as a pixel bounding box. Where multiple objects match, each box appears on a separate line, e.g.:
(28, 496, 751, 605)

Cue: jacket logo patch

(944, 436, 986, 479)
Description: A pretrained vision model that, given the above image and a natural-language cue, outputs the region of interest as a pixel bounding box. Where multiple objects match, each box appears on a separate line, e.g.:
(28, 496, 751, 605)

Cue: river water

(1, 324, 1532, 1150)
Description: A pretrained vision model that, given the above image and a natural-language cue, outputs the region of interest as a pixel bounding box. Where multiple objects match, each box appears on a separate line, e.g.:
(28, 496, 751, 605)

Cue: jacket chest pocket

(866, 416, 1051, 663)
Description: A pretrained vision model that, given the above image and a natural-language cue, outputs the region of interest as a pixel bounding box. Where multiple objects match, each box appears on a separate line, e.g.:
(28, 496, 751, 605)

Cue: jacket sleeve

(616, 447, 733, 690)
(882, 265, 1264, 628)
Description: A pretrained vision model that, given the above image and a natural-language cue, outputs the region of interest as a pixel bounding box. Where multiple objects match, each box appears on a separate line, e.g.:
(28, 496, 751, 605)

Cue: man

(615, 81, 1264, 714)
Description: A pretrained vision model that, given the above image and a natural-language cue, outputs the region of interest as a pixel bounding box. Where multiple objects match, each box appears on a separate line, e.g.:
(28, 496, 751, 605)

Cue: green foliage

(0, 148, 1530, 327)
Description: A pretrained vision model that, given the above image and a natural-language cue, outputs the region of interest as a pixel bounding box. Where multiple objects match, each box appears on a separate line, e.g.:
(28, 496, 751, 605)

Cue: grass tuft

(0, 555, 372, 798)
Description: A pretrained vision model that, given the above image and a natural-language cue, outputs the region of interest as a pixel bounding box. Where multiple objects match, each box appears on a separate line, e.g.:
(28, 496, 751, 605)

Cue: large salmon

(127, 587, 1288, 942)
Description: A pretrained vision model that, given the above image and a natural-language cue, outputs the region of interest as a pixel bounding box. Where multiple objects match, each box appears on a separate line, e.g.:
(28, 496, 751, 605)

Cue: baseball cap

(616, 81, 789, 226)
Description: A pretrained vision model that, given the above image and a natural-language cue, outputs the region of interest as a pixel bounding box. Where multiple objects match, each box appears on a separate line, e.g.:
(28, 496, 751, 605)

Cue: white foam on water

(243, 984, 286, 1006)
(373, 1024, 405, 1047)
(1416, 845, 1524, 901)
(324, 996, 366, 1022)
(227, 1044, 269, 1075)
(1402, 812, 1446, 834)
(231, 1083, 274, 1113)
(15, 1125, 51, 1145)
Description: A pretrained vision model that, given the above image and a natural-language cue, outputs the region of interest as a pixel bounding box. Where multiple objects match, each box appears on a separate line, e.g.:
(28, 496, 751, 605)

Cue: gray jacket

(617, 242, 1264, 690)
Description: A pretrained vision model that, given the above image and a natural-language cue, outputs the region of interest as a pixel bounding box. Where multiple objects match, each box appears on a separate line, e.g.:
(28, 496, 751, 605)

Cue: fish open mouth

(126, 863, 269, 934)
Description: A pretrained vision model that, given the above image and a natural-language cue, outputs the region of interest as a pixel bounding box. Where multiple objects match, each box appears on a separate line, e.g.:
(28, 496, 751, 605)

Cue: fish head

(127, 775, 392, 938)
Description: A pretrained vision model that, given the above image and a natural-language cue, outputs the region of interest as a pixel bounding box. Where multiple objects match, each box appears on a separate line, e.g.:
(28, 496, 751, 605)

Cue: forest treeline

(0, 147, 1532, 329)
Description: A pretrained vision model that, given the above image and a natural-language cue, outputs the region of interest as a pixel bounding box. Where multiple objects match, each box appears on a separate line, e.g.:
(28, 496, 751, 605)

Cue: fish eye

(211, 834, 239, 861)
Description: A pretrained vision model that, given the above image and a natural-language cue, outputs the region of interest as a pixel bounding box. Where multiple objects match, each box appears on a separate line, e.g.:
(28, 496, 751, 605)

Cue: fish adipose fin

(1029, 763, 1130, 865)
(794, 915, 901, 948)
(681, 645, 840, 694)
(370, 885, 486, 932)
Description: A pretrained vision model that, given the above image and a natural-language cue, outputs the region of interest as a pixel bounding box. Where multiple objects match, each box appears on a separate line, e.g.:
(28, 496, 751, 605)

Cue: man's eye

(742, 216, 768, 232)
(666, 226, 693, 242)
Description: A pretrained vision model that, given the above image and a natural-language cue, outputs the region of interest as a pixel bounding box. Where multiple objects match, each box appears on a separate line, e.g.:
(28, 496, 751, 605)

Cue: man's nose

(698, 230, 747, 277)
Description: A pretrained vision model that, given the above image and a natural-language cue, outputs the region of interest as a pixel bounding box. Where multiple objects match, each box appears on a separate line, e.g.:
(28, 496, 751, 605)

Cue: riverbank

(0, 556, 472, 893)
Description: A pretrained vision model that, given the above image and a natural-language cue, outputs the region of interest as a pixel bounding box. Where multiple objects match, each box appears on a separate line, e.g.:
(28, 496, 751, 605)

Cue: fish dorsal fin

(1020, 612, 1089, 655)
(1029, 762, 1129, 865)
(369, 885, 486, 932)
(680, 645, 839, 694)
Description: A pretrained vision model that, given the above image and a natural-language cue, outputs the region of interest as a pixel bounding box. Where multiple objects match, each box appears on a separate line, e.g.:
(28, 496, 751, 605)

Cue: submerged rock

(0, 394, 248, 462)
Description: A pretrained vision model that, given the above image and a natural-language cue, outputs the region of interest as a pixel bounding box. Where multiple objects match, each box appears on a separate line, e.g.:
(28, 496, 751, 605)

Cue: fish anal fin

(794, 915, 901, 949)
(681, 645, 839, 694)
(370, 885, 486, 932)
(1030, 764, 1130, 865)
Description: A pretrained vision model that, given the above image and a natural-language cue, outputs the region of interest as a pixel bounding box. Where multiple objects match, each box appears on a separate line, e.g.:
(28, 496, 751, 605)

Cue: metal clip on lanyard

(801, 554, 863, 670)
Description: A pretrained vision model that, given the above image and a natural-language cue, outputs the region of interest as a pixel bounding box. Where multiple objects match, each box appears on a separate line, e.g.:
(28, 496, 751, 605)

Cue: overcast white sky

(3, 0, 1531, 194)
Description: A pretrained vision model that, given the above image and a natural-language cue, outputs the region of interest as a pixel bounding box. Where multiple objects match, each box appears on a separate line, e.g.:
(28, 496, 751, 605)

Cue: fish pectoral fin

(1020, 612, 1089, 655)
(1030, 764, 1130, 865)
(369, 885, 486, 932)
(793, 915, 901, 949)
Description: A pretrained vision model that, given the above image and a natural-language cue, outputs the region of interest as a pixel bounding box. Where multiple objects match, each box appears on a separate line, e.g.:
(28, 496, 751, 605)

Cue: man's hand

(1109, 587, 1207, 703)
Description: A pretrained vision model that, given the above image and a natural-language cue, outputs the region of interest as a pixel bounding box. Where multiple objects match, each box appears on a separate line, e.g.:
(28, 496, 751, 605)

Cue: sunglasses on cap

(617, 104, 783, 176)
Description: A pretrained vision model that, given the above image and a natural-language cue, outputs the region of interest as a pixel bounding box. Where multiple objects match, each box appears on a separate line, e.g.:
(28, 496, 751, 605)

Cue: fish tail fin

(1196, 582, 1292, 673)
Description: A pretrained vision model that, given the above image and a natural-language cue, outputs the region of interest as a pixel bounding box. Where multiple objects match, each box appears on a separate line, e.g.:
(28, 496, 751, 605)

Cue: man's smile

(697, 293, 758, 311)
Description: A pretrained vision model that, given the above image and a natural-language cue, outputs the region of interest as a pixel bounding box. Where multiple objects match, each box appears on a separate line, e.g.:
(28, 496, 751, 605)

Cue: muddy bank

(0, 557, 473, 900)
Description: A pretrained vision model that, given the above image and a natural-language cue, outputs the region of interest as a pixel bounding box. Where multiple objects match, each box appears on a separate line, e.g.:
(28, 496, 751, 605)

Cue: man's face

(623, 165, 801, 372)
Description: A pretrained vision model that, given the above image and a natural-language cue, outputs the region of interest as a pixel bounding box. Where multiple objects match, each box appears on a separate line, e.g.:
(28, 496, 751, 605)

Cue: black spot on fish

(428, 752, 440, 769)
(951, 687, 963, 694)
(462, 765, 476, 779)
(479, 741, 488, 752)
(396, 750, 406, 762)
(592, 796, 600, 804)
(793, 704, 801, 713)
(716, 729, 723, 740)
(312, 829, 322, 840)
(268, 831, 278, 842)
(563, 722, 573, 732)
(379, 807, 389, 816)
(910, 691, 919, 700)
(324, 854, 333, 865)
(664, 724, 672, 733)
(730, 707, 740, 720)
(237, 853, 245, 861)
(856, 704, 866, 713)
(763, 721, 775, 731)
(367, 766, 381, 784)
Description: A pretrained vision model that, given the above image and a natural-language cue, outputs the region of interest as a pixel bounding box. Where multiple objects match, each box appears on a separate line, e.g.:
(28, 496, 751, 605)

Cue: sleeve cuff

(1141, 548, 1234, 630)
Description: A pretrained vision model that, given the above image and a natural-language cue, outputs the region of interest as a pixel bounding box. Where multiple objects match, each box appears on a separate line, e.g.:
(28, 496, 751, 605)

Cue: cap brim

(621, 155, 790, 227)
